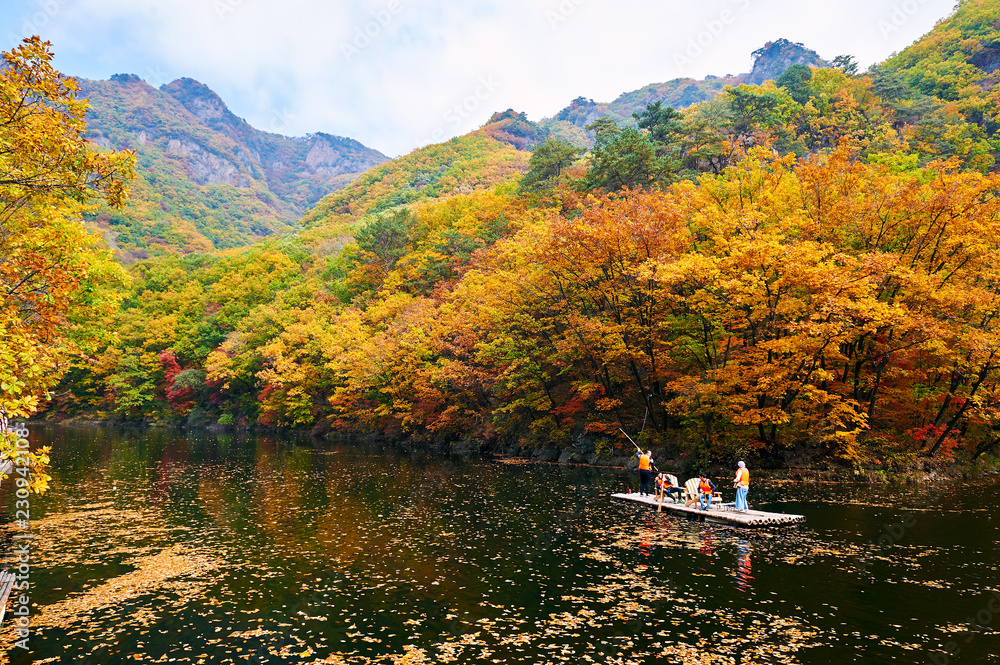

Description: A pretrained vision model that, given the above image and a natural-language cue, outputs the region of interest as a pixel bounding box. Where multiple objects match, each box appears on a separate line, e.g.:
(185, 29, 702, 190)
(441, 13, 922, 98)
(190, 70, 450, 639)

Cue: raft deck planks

(611, 492, 805, 528)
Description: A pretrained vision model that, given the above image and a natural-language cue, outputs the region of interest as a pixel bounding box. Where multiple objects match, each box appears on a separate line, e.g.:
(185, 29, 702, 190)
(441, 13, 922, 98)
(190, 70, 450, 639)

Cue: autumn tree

(0, 37, 134, 492)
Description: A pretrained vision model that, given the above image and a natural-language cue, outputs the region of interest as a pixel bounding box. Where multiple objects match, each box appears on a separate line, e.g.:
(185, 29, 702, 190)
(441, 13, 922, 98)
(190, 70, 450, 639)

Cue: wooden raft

(611, 492, 805, 528)
(0, 570, 16, 628)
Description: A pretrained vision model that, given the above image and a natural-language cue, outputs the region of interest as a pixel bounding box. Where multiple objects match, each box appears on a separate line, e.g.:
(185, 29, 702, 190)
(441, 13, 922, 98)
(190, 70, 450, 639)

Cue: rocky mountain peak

(746, 39, 829, 85)
(160, 77, 242, 126)
(478, 109, 548, 151)
(108, 73, 155, 89)
(78, 74, 390, 256)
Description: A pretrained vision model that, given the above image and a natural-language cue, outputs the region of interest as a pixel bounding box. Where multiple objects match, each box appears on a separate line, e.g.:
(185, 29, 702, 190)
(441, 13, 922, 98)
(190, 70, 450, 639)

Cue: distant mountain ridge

(80, 74, 388, 258)
(547, 38, 830, 138)
(157, 78, 386, 196)
(79, 39, 826, 258)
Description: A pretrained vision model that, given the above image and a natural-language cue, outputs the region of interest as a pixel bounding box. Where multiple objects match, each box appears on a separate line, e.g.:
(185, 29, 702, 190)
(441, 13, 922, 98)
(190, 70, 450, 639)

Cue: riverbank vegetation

(12, 0, 1000, 476)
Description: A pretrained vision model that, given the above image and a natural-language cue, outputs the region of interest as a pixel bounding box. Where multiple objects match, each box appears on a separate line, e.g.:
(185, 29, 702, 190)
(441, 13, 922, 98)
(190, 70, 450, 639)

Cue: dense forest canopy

(9, 0, 1000, 478)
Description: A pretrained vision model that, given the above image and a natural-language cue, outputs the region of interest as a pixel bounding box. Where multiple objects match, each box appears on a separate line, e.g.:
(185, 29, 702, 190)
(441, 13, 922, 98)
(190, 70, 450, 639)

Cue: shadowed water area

(1, 425, 998, 664)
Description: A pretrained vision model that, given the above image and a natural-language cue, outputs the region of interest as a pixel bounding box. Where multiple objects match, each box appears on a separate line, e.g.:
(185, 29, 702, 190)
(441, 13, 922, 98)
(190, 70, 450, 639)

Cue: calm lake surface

(2, 425, 998, 664)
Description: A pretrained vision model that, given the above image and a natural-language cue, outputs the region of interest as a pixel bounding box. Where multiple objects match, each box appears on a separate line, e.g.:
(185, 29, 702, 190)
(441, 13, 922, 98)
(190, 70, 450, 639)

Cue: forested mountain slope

(301, 111, 538, 232)
(81, 75, 388, 258)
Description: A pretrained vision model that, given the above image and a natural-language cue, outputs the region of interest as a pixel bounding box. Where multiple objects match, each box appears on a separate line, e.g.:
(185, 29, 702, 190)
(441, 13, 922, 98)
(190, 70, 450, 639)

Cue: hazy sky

(1, 0, 957, 156)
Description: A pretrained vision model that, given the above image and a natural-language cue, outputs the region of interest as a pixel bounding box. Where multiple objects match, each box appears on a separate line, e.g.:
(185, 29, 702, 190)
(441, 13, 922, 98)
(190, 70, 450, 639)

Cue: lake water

(1, 425, 998, 664)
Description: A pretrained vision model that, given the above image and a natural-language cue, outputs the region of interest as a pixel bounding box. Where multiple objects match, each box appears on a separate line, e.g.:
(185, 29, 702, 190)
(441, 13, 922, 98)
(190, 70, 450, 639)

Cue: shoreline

(31, 417, 1000, 484)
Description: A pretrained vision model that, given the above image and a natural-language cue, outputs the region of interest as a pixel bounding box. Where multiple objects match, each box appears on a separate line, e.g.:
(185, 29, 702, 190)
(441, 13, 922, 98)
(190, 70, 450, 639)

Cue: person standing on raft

(636, 450, 654, 496)
(733, 461, 750, 512)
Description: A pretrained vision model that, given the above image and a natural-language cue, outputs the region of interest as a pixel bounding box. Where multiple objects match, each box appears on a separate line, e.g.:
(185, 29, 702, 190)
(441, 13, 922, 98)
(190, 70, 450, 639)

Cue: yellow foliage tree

(0, 37, 134, 492)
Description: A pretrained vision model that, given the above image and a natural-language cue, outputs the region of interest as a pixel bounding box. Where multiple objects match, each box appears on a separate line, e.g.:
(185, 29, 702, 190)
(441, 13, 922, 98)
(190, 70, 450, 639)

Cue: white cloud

(0, 0, 959, 156)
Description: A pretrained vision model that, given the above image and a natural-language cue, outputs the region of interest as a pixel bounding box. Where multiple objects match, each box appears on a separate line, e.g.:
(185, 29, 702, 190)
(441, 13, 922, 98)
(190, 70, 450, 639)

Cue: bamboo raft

(611, 492, 806, 528)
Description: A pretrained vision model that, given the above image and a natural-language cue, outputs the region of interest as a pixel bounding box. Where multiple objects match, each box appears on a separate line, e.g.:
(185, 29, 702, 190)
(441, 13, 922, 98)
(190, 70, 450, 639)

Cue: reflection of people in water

(639, 519, 654, 558)
(735, 538, 754, 592)
(700, 530, 713, 556)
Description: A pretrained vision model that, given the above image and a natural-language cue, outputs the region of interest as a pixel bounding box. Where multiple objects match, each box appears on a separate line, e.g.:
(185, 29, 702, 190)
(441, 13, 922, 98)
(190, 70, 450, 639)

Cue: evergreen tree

(581, 118, 673, 192)
(633, 101, 684, 145)
(519, 138, 584, 193)
(832, 54, 859, 75)
(775, 63, 813, 104)
(355, 209, 413, 277)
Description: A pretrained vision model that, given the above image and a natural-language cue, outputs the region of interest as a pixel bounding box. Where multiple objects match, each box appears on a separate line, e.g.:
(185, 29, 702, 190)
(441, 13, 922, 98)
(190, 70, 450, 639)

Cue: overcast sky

(1, 0, 957, 157)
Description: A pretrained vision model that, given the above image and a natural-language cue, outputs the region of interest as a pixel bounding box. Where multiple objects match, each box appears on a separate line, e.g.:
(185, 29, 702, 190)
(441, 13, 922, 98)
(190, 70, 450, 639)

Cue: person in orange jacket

(697, 473, 716, 511)
(656, 472, 683, 503)
(636, 450, 654, 495)
(733, 461, 750, 511)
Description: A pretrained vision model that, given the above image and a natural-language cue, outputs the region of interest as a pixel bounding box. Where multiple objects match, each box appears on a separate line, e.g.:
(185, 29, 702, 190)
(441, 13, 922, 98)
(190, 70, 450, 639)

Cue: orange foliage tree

(450, 147, 1000, 462)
